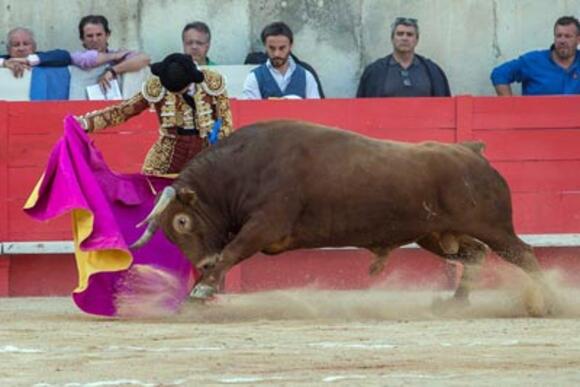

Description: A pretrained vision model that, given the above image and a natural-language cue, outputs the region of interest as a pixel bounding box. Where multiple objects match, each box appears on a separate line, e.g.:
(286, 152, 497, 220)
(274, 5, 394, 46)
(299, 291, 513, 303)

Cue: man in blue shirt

(491, 16, 580, 96)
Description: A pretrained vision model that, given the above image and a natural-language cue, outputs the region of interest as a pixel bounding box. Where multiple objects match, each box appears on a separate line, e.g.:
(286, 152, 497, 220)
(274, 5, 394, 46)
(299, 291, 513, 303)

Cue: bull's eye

(172, 213, 193, 234)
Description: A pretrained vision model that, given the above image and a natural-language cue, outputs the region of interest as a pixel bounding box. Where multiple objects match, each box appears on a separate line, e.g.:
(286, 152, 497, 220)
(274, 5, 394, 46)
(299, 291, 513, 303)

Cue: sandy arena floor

(1, 279, 580, 386)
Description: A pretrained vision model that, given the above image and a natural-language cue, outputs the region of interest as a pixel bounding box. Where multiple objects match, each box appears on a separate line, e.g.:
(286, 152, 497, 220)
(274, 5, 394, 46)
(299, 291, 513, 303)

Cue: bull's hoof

(190, 284, 217, 300)
(368, 260, 385, 276)
(431, 295, 470, 315)
(523, 293, 547, 318)
(522, 283, 560, 317)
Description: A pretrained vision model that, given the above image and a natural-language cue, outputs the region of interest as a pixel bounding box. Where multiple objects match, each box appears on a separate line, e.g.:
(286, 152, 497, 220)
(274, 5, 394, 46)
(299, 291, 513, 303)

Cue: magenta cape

(24, 116, 195, 317)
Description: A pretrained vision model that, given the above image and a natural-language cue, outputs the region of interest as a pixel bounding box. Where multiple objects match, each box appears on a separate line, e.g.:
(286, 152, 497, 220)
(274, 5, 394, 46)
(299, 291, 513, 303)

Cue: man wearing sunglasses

(356, 17, 450, 98)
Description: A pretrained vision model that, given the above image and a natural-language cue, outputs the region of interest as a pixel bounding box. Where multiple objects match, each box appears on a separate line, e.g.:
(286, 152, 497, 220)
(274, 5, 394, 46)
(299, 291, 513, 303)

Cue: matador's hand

(74, 116, 90, 132)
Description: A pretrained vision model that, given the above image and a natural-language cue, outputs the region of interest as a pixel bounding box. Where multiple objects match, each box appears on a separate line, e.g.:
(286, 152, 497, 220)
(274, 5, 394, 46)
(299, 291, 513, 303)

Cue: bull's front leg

(190, 255, 234, 300)
(190, 217, 284, 300)
(189, 256, 248, 301)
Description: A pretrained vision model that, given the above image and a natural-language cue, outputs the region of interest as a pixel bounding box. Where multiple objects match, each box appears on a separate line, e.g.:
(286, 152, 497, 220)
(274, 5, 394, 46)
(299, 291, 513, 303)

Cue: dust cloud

(174, 268, 580, 323)
(111, 260, 580, 321)
(114, 264, 188, 318)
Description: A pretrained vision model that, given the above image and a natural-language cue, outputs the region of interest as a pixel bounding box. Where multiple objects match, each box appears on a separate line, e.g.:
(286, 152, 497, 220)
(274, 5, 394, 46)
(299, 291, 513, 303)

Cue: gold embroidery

(79, 72, 232, 173)
(157, 93, 195, 131)
(81, 93, 147, 132)
(200, 69, 226, 96)
(142, 76, 165, 103)
(182, 100, 194, 129)
(216, 92, 233, 138)
(142, 136, 176, 175)
(160, 92, 176, 129)
(194, 91, 215, 138)
(93, 116, 107, 131)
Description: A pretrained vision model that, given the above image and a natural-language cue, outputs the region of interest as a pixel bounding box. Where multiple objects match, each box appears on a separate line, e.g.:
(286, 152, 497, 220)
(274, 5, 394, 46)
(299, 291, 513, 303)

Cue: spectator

(357, 17, 450, 98)
(0, 27, 71, 100)
(491, 16, 580, 96)
(244, 51, 325, 98)
(71, 15, 150, 91)
(182, 21, 215, 66)
(1, 27, 70, 77)
(76, 53, 233, 176)
(242, 22, 321, 99)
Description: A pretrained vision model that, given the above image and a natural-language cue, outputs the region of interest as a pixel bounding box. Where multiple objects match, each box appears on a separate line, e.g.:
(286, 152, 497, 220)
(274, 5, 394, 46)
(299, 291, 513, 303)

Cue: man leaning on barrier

(0, 27, 71, 100)
(71, 14, 150, 93)
(491, 16, 580, 96)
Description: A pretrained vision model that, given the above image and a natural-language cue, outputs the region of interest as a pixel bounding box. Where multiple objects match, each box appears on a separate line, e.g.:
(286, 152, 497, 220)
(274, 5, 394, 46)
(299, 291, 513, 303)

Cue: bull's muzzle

(130, 186, 177, 249)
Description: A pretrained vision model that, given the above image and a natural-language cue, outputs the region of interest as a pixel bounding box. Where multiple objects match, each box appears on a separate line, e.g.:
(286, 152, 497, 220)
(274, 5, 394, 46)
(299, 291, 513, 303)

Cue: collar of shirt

(547, 47, 580, 71)
(266, 55, 297, 78)
(388, 55, 419, 68)
(264, 56, 298, 92)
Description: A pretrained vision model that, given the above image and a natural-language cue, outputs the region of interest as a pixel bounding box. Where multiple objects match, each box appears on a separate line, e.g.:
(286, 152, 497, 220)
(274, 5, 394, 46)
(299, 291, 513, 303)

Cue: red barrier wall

(1, 96, 580, 296)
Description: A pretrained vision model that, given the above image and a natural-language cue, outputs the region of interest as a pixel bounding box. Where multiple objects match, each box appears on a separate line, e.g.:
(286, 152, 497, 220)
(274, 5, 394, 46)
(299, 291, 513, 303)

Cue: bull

(133, 120, 554, 316)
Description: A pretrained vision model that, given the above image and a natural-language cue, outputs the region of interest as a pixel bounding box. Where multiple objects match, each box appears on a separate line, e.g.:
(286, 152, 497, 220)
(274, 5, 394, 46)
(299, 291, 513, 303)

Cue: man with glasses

(357, 17, 450, 98)
(491, 16, 580, 96)
(182, 21, 216, 66)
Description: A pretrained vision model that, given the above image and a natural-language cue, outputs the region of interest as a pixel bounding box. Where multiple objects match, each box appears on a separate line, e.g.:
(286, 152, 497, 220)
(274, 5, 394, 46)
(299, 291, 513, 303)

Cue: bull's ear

(178, 187, 198, 207)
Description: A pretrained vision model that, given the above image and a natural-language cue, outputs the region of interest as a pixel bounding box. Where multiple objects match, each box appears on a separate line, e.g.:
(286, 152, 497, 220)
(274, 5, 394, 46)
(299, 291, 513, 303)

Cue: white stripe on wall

(2, 234, 580, 255)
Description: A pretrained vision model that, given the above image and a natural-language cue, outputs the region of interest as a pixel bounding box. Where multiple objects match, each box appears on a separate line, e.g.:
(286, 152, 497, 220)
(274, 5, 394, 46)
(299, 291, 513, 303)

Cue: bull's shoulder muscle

(459, 141, 486, 155)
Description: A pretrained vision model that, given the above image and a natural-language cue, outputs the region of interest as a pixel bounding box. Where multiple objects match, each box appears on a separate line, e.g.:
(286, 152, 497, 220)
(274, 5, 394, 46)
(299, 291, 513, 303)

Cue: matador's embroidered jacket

(78, 69, 233, 175)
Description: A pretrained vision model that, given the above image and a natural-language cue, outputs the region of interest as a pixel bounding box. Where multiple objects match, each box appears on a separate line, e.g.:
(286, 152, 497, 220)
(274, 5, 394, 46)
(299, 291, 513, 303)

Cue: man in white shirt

(1, 27, 71, 78)
(242, 22, 320, 99)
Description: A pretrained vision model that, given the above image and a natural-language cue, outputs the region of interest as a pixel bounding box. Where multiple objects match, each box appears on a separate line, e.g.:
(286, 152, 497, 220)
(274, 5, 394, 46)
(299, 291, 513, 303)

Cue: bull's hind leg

(477, 231, 555, 317)
(417, 233, 487, 308)
(368, 247, 393, 276)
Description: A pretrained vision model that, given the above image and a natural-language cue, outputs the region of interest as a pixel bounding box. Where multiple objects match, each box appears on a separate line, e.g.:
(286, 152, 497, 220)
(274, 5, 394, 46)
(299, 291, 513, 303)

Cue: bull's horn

(136, 186, 177, 228)
(130, 219, 159, 249)
(130, 186, 177, 250)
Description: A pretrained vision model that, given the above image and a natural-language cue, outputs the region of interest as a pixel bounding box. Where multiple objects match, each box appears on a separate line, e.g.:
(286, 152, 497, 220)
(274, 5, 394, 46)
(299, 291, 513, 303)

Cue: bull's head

(131, 186, 211, 269)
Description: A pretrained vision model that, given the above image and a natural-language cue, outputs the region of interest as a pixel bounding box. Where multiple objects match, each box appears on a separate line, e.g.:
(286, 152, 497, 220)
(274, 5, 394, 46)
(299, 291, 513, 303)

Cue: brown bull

(133, 120, 553, 316)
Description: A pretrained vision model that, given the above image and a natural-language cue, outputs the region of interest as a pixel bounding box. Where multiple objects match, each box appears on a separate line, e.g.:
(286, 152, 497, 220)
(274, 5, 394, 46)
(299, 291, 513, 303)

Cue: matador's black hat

(150, 53, 204, 92)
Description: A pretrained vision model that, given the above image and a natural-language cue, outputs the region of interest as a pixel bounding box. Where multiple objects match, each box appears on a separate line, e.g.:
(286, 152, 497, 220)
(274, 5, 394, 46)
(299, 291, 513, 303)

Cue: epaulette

(200, 69, 226, 96)
(142, 76, 166, 103)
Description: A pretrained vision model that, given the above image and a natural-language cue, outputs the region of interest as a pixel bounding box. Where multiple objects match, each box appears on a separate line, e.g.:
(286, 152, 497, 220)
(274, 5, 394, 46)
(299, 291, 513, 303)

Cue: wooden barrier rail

(1, 96, 579, 296)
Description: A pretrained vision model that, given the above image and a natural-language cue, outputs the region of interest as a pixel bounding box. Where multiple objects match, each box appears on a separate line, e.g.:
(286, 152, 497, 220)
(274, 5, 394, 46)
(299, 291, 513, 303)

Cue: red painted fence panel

(1, 97, 580, 296)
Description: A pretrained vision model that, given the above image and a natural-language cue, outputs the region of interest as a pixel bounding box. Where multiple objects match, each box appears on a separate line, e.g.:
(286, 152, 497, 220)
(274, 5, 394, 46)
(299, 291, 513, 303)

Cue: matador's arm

(77, 92, 150, 133)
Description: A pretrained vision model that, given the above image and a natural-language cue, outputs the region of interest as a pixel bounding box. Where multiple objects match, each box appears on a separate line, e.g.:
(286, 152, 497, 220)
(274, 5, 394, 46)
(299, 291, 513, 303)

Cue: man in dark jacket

(357, 17, 450, 98)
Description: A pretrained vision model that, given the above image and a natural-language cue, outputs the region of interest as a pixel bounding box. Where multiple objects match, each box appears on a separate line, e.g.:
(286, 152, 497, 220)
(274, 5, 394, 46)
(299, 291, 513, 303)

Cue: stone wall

(1, 0, 578, 97)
